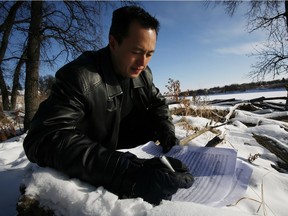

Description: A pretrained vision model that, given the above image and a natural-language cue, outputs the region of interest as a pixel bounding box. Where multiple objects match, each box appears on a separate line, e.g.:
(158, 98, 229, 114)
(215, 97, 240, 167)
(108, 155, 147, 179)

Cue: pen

(160, 155, 175, 172)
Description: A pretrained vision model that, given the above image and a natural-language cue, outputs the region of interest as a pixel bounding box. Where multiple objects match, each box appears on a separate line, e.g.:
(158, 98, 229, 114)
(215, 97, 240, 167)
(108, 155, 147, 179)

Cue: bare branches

(39, 1, 105, 64)
(207, 1, 288, 83)
(249, 18, 288, 81)
(244, 2, 288, 82)
(204, 0, 243, 17)
(219, 0, 243, 17)
(0, 1, 24, 110)
(1, 1, 110, 75)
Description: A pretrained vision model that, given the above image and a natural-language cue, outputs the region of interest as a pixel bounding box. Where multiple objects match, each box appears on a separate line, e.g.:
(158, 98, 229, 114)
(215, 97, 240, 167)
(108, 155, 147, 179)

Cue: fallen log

(248, 96, 265, 103)
(260, 102, 285, 111)
(265, 101, 286, 107)
(252, 133, 288, 165)
(207, 98, 236, 105)
(261, 96, 287, 101)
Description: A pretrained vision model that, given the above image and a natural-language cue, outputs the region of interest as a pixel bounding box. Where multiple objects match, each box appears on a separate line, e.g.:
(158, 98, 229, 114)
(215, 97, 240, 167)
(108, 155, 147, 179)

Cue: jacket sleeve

(143, 67, 176, 137)
(23, 60, 124, 193)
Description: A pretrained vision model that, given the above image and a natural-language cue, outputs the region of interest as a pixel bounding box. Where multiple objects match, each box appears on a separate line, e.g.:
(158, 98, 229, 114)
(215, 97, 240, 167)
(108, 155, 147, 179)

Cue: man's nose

(137, 54, 147, 66)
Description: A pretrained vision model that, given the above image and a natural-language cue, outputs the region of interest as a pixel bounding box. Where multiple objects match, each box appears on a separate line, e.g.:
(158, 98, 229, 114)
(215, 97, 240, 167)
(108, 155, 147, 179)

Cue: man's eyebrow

(133, 47, 155, 53)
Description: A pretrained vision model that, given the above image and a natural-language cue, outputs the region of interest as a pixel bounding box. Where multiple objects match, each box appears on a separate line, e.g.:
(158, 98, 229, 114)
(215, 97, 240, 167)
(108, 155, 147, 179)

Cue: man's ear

(109, 35, 118, 51)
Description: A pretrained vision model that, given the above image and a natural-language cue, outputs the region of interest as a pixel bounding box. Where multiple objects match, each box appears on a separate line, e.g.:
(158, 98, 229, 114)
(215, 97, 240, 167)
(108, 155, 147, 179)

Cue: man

(23, 6, 193, 205)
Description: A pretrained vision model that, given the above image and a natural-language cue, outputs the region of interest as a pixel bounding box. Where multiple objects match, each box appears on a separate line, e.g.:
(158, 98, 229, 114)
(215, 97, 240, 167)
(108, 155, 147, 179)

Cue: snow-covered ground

(0, 89, 288, 216)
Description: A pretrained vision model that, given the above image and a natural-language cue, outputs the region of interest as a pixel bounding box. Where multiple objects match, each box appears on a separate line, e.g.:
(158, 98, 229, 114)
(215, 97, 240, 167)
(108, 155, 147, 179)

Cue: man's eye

(131, 51, 141, 54)
(131, 50, 153, 57)
(147, 53, 153, 57)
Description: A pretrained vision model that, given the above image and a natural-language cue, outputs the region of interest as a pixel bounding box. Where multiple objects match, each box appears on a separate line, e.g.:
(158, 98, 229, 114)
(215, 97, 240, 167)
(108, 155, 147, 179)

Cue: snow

(205, 88, 287, 101)
(1, 89, 288, 216)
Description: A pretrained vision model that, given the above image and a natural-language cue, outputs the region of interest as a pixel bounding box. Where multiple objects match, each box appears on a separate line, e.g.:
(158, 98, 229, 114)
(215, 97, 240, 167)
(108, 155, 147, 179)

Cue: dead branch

(179, 122, 226, 145)
(205, 136, 223, 147)
(224, 102, 247, 123)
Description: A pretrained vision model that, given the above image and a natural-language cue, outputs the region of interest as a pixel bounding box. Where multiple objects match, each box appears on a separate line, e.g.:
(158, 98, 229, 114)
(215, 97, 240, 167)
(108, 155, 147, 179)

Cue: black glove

(159, 134, 180, 153)
(118, 154, 194, 205)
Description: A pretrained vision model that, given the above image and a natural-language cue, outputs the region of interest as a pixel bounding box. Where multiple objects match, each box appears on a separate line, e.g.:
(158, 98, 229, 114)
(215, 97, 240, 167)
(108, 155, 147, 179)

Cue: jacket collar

(100, 46, 146, 99)
(132, 73, 146, 88)
(99, 46, 122, 99)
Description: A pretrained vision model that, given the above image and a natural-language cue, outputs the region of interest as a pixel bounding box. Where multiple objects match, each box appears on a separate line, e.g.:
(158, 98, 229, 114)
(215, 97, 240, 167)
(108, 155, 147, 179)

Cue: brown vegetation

(17, 185, 54, 216)
(0, 96, 24, 141)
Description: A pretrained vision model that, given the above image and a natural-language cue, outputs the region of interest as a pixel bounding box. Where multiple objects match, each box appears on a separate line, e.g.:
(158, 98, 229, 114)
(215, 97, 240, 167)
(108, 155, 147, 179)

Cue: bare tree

(249, 21, 288, 81)
(206, 1, 288, 78)
(24, 1, 43, 131)
(0, 1, 23, 110)
(11, 48, 26, 110)
(207, 0, 288, 110)
(285, 83, 288, 110)
(23, 1, 111, 130)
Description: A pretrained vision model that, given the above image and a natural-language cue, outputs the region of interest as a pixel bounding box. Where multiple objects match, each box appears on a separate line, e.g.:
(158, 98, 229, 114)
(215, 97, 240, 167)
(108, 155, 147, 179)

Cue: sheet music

(121, 141, 252, 207)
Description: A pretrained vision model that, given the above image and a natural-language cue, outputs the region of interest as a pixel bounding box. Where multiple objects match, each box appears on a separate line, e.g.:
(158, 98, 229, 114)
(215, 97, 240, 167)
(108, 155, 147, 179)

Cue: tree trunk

(285, 1, 288, 32)
(11, 49, 26, 110)
(0, 1, 23, 110)
(0, 68, 9, 110)
(285, 84, 288, 111)
(24, 1, 43, 131)
(286, 92, 288, 111)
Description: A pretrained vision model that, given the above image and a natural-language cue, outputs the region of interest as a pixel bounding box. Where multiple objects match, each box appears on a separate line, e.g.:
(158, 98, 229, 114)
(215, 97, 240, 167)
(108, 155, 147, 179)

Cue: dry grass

(16, 184, 55, 216)
(17, 195, 55, 216)
(0, 97, 24, 141)
(169, 91, 230, 123)
(0, 109, 16, 141)
(171, 106, 229, 123)
(248, 153, 261, 163)
(231, 171, 277, 216)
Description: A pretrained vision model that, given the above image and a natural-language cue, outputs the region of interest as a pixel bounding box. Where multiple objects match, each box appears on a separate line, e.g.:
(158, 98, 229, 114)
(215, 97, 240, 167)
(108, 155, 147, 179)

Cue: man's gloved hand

(120, 155, 194, 205)
(159, 134, 180, 153)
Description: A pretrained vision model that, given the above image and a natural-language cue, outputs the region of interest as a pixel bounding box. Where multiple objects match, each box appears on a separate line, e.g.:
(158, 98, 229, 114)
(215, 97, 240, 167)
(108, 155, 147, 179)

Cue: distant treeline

(181, 78, 288, 96)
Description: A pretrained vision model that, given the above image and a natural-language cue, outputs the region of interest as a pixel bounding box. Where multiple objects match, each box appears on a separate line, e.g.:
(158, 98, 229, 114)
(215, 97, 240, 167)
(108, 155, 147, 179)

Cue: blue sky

(106, 1, 268, 93)
(45, 1, 271, 94)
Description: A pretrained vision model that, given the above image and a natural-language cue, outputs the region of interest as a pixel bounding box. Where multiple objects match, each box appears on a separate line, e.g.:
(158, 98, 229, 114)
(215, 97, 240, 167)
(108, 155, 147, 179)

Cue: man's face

(109, 22, 157, 78)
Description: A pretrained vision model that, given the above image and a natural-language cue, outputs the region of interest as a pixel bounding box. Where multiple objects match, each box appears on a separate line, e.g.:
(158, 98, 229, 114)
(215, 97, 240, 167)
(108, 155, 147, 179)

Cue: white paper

(121, 141, 252, 207)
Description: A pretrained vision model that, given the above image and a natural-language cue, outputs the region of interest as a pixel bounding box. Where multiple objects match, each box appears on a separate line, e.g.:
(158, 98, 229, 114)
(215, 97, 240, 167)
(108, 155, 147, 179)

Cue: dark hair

(109, 6, 160, 44)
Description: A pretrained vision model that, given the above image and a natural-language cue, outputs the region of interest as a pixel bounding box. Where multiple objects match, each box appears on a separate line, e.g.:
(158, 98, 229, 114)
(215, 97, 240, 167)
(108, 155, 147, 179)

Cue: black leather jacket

(23, 46, 174, 192)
